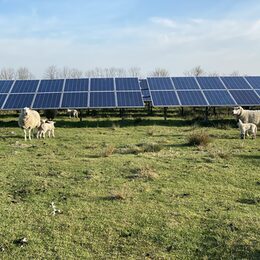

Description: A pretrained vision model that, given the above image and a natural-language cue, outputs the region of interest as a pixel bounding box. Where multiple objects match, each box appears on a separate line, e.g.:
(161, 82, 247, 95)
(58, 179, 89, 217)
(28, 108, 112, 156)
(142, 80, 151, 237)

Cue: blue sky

(1, 0, 260, 76)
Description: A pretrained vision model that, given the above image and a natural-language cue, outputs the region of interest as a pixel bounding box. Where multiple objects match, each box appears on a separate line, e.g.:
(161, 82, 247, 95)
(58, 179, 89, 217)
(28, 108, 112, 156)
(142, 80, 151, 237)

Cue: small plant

(101, 145, 115, 157)
(137, 142, 163, 153)
(188, 131, 210, 146)
(147, 126, 156, 136)
(132, 165, 158, 180)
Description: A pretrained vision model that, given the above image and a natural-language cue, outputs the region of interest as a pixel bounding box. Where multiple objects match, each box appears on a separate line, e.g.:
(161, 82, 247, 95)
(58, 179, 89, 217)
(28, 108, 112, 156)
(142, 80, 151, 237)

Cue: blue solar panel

(38, 79, 64, 92)
(0, 94, 7, 108)
(4, 94, 34, 109)
(33, 93, 61, 108)
(62, 92, 88, 108)
(229, 90, 260, 105)
(64, 79, 89, 92)
(196, 77, 226, 90)
(203, 90, 236, 106)
(172, 77, 200, 90)
(90, 92, 116, 107)
(177, 91, 208, 106)
(245, 76, 260, 89)
(150, 91, 180, 106)
(140, 79, 151, 101)
(90, 78, 114, 91)
(221, 77, 251, 89)
(256, 90, 260, 96)
(147, 78, 174, 90)
(11, 80, 39, 93)
(115, 78, 140, 90)
(117, 91, 144, 107)
(0, 80, 14, 93)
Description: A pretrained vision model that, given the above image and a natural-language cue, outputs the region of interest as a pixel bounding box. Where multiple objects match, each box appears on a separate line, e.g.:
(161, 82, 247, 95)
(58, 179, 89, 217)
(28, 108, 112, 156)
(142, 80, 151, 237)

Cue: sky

(0, 0, 260, 77)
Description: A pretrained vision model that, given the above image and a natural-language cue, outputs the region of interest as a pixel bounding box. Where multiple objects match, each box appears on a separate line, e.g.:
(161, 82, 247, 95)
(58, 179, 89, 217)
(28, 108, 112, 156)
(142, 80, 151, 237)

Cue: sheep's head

(40, 119, 47, 124)
(22, 107, 30, 116)
(233, 106, 242, 115)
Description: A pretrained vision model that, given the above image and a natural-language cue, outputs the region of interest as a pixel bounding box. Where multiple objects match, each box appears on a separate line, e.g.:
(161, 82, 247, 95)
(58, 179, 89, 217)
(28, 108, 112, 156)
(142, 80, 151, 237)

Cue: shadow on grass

(0, 117, 237, 129)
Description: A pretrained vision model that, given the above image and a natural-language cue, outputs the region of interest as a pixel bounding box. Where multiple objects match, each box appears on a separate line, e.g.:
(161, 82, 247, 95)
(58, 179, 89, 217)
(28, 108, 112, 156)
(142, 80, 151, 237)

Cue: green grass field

(0, 113, 259, 259)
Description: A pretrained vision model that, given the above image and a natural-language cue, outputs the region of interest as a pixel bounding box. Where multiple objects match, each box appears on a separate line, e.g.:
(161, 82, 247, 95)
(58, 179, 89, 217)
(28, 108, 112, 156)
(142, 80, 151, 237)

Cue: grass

(0, 113, 260, 259)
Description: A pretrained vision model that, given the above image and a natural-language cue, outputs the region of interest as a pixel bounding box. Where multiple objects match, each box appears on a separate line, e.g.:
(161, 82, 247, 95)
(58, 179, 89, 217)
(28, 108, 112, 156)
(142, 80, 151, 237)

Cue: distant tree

(128, 67, 141, 77)
(0, 67, 15, 79)
(184, 66, 205, 77)
(16, 67, 34, 79)
(44, 65, 59, 79)
(207, 72, 219, 77)
(229, 71, 240, 76)
(150, 68, 169, 77)
(70, 68, 83, 78)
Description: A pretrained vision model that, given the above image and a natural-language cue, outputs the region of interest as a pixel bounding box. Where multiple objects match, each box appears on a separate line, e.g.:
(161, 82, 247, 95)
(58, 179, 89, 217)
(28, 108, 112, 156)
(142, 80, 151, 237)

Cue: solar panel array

(0, 78, 144, 110)
(1, 76, 260, 110)
(147, 76, 260, 107)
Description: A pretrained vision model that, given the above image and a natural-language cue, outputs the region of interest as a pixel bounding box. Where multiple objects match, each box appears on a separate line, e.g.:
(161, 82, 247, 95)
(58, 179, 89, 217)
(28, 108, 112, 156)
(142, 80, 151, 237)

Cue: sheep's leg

(52, 130, 55, 138)
(28, 129, 32, 140)
(24, 129, 27, 141)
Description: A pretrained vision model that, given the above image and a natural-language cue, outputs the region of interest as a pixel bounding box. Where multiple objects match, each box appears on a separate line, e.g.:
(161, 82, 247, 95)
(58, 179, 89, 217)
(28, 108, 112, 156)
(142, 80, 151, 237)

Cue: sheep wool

(233, 106, 260, 126)
(18, 107, 41, 140)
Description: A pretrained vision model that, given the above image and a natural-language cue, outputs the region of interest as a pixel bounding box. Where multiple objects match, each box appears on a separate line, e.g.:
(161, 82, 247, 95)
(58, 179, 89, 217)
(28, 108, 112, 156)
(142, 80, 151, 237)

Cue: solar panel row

(0, 78, 144, 109)
(147, 77, 260, 107)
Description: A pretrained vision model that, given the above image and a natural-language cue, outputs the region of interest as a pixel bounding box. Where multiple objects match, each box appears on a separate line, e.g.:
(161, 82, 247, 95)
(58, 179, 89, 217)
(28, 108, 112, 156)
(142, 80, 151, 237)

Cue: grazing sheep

(18, 107, 41, 141)
(238, 119, 257, 139)
(67, 109, 79, 118)
(233, 106, 260, 126)
(37, 119, 55, 139)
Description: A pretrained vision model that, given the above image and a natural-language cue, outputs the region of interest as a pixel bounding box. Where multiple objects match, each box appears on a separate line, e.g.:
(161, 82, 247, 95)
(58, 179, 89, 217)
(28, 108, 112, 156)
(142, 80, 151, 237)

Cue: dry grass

(132, 165, 158, 180)
(147, 126, 157, 136)
(101, 145, 116, 157)
(188, 131, 211, 147)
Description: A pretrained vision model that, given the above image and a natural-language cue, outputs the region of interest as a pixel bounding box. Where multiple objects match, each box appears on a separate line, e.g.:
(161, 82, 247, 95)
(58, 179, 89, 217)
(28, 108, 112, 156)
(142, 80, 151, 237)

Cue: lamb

(67, 109, 79, 118)
(238, 119, 257, 139)
(18, 107, 41, 141)
(37, 119, 55, 139)
(233, 106, 260, 126)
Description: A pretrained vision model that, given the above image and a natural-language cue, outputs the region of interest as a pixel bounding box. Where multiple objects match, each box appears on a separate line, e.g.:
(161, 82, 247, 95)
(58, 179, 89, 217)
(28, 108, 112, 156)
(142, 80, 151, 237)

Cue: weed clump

(137, 142, 163, 153)
(131, 165, 158, 180)
(101, 145, 116, 157)
(188, 131, 210, 147)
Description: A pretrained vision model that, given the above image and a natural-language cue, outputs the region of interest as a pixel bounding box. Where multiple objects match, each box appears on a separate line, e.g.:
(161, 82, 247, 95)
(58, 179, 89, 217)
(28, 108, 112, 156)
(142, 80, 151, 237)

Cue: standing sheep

(233, 106, 260, 126)
(37, 119, 55, 139)
(67, 109, 79, 118)
(18, 107, 41, 141)
(238, 119, 257, 139)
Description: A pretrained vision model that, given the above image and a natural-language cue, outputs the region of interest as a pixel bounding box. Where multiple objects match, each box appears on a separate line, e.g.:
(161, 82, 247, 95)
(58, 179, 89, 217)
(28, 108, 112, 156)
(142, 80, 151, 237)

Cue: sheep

(18, 107, 41, 141)
(238, 119, 257, 139)
(67, 109, 79, 118)
(37, 119, 55, 139)
(233, 106, 260, 126)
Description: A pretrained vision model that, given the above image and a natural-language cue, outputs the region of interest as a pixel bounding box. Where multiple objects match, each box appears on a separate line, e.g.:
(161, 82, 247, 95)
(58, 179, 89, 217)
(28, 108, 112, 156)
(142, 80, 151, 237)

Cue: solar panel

(90, 92, 116, 108)
(11, 80, 39, 93)
(115, 78, 140, 91)
(64, 79, 89, 92)
(4, 94, 34, 109)
(203, 90, 236, 106)
(229, 90, 260, 105)
(38, 79, 64, 92)
(256, 90, 260, 97)
(147, 77, 174, 90)
(0, 94, 7, 108)
(33, 93, 62, 108)
(245, 76, 260, 89)
(140, 79, 151, 101)
(196, 77, 226, 90)
(150, 91, 180, 106)
(0, 80, 14, 93)
(62, 92, 88, 108)
(221, 77, 251, 89)
(90, 78, 114, 91)
(172, 77, 200, 90)
(117, 91, 144, 107)
(177, 91, 208, 106)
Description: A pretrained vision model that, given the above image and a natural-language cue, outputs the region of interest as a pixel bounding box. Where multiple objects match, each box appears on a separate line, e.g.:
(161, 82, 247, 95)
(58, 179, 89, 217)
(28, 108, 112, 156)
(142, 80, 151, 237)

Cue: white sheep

(233, 106, 260, 126)
(67, 109, 79, 118)
(37, 119, 55, 139)
(238, 119, 257, 139)
(18, 107, 41, 141)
